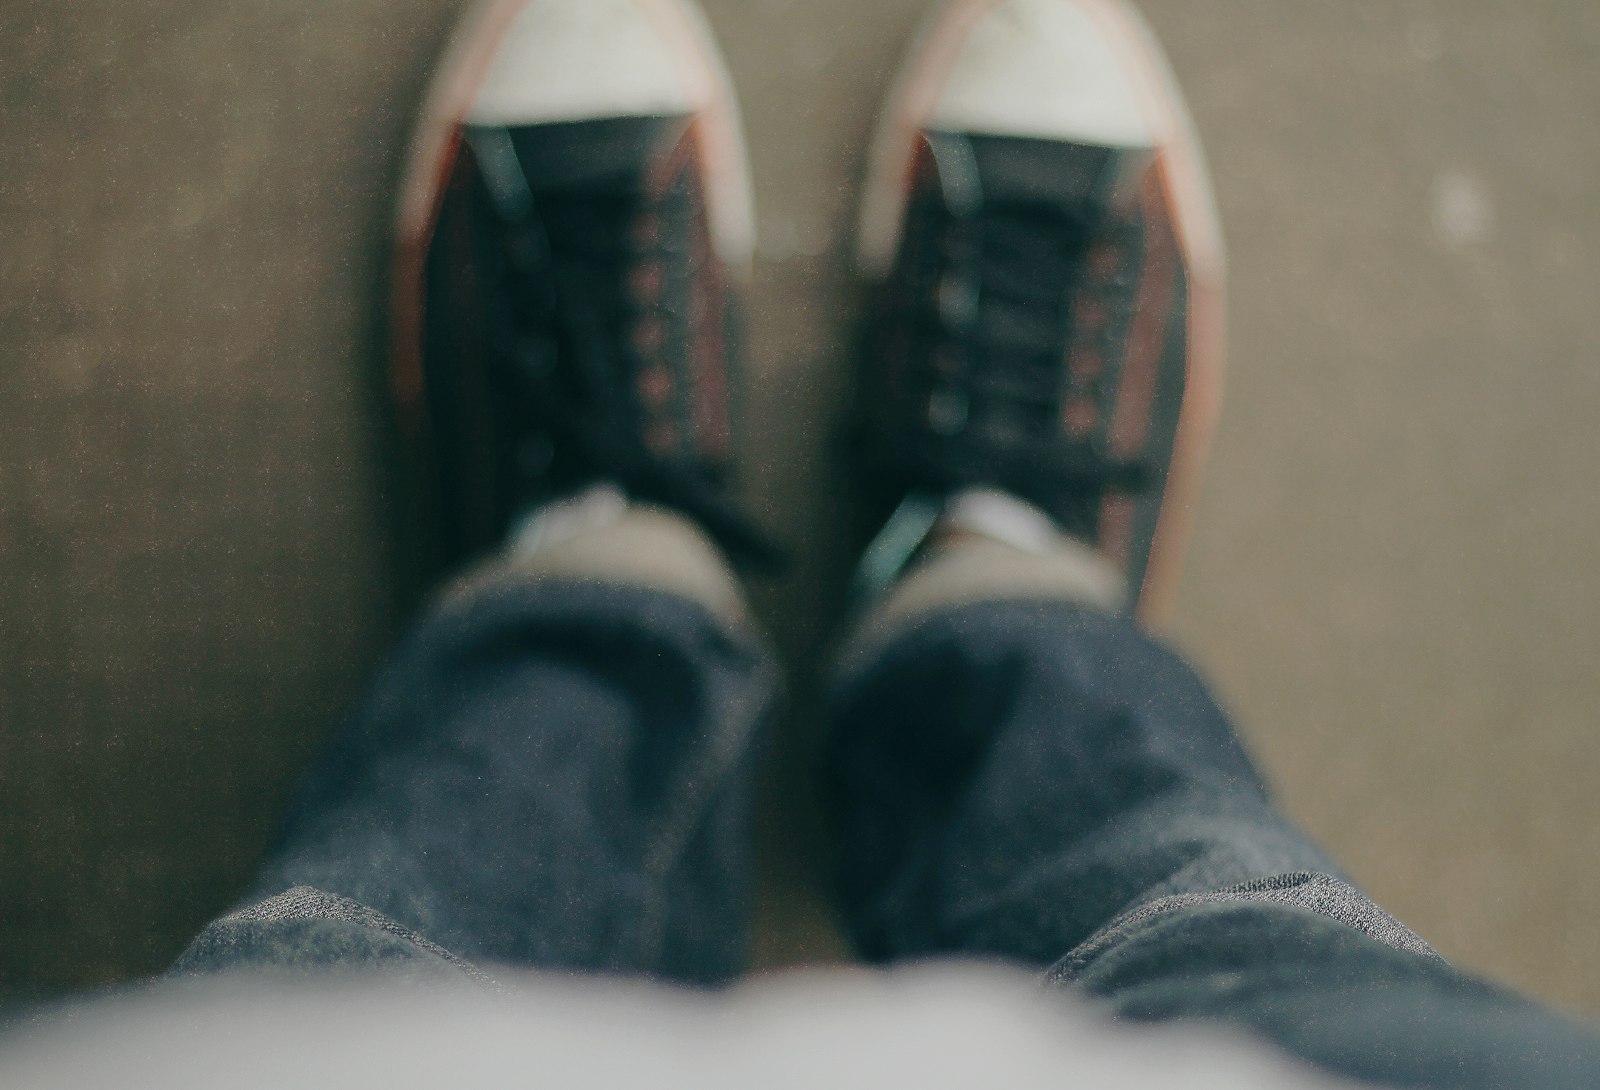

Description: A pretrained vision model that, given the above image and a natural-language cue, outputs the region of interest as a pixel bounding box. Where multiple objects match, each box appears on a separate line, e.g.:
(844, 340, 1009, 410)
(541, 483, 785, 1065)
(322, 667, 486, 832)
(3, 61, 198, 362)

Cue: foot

(852, 0, 1225, 622)
(393, 0, 775, 570)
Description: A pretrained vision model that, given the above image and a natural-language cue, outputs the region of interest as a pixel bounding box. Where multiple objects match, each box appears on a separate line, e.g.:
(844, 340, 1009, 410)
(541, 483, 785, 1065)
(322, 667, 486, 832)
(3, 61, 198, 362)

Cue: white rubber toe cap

(929, 0, 1154, 147)
(467, 0, 711, 124)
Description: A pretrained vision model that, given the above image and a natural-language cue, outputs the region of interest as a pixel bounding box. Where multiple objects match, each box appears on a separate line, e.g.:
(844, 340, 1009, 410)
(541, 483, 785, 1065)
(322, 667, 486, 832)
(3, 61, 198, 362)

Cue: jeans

(169, 574, 1600, 1088)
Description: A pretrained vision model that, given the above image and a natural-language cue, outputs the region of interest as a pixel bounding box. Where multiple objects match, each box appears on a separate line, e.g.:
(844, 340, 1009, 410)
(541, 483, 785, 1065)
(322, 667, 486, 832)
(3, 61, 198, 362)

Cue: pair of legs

(173, 508, 1599, 1087)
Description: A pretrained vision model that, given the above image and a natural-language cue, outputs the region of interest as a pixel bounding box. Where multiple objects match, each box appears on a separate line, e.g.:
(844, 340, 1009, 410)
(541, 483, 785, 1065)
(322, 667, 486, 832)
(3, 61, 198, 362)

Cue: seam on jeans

(632, 649, 777, 969)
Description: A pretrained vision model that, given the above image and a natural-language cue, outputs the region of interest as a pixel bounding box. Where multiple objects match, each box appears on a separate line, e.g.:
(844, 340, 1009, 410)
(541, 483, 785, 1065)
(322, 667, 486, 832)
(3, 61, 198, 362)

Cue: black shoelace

(466, 125, 781, 568)
(884, 134, 1152, 538)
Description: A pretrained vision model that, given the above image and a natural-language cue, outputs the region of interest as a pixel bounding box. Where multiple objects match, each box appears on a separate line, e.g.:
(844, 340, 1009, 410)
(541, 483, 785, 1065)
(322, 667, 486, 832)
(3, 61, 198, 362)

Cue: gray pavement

(3, 0, 1599, 1017)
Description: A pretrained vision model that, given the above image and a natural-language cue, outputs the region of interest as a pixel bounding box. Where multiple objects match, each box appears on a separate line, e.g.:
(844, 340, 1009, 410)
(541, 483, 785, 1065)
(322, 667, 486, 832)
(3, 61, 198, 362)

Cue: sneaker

(852, 0, 1225, 622)
(392, 0, 776, 569)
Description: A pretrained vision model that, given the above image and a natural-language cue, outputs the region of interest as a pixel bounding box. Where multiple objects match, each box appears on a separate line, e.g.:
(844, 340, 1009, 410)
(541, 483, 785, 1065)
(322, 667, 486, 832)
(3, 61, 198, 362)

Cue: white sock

(936, 486, 1068, 554)
(506, 482, 630, 560)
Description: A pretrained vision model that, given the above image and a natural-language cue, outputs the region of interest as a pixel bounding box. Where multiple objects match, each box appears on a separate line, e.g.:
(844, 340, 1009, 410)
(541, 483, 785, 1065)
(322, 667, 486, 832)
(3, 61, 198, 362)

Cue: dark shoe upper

(856, 128, 1192, 598)
(850, 0, 1223, 616)
(397, 0, 774, 573)
(421, 115, 772, 568)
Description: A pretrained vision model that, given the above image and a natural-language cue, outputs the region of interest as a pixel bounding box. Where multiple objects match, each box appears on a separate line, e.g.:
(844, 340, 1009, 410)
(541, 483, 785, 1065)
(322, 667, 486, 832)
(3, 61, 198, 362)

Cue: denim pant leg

(174, 578, 775, 987)
(824, 599, 1600, 1088)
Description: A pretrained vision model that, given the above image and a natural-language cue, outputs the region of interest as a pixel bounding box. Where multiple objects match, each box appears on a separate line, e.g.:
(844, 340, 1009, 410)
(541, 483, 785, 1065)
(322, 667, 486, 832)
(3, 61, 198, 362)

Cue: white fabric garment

(3, 963, 1359, 1089)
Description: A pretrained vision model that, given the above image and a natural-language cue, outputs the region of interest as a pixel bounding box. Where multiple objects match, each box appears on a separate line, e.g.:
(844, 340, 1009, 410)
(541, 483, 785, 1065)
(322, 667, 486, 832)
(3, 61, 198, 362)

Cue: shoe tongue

(931, 130, 1153, 214)
(493, 114, 692, 190)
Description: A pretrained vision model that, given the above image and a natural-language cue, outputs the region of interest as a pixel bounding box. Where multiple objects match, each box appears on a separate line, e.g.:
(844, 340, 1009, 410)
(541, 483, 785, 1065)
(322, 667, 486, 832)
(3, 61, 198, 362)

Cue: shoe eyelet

(936, 273, 979, 333)
(1064, 395, 1098, 439)
(1071, 349, 1103, 381)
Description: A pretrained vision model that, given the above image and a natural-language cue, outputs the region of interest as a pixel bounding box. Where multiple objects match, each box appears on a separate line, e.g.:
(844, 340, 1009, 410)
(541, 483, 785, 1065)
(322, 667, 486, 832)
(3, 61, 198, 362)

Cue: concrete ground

(4, 0, 1600, 1020)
